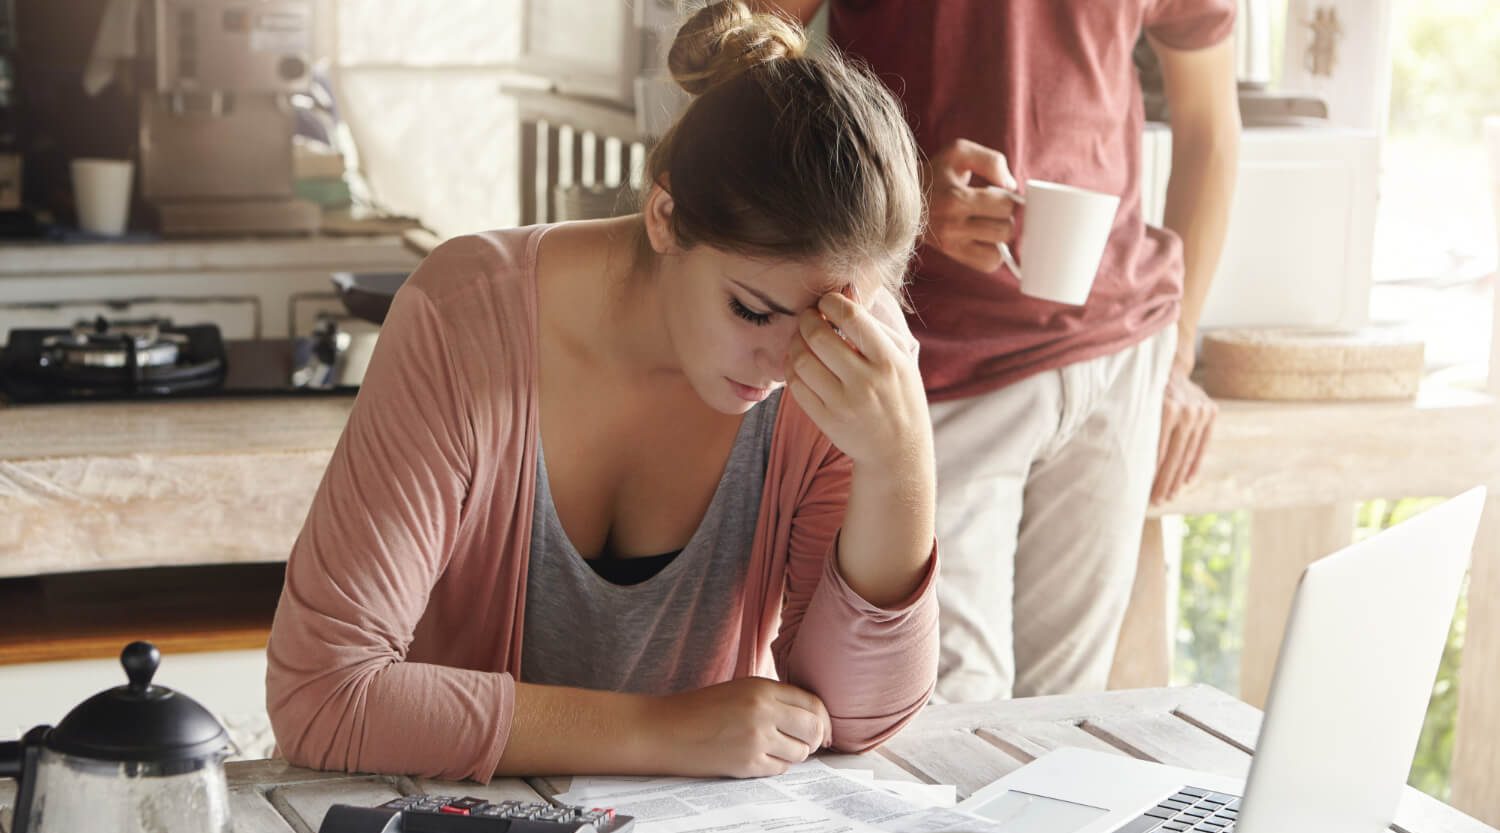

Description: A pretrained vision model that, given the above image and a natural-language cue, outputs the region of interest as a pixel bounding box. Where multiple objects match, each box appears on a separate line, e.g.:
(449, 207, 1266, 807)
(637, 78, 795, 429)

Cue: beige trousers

(929, 326, 1177, 703)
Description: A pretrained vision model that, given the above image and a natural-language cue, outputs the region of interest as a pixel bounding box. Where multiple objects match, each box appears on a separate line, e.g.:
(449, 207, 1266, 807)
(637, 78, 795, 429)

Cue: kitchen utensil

(71, 158, 133, 236)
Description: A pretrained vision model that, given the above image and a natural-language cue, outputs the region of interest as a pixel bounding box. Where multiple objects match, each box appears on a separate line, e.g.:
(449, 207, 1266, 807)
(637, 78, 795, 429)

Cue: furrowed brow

(729, 279, 798, 316)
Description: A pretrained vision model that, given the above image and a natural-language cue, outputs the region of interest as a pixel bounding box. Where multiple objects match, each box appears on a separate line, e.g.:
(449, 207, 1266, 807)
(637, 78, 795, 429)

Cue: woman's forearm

(776, 450, 939, 751)
(494, 682, 660, 776)
(836, 453, 936, 608)
(499, 678, 842, 779)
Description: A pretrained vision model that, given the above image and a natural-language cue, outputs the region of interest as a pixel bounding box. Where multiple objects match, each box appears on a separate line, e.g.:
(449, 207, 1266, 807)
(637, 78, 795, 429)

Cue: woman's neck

(552, 216, 686, 383)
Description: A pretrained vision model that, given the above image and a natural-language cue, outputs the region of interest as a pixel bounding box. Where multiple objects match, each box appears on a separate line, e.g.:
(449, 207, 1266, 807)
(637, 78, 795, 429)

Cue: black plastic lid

(46, 642, 230, 764)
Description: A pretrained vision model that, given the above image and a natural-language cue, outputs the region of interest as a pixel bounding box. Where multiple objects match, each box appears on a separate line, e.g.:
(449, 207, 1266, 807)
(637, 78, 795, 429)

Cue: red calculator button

(439, 805, 471, 815)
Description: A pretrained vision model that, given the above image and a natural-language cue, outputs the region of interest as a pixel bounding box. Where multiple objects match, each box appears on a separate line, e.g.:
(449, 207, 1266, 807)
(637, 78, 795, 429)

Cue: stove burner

(40, 316, 190, 370)
(1, 317, 227, 402)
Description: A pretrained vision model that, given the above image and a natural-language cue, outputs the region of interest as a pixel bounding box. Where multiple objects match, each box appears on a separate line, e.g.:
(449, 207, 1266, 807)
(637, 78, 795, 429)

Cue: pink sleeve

(265, 273, 514, 783)
(771, 440, 940, 753)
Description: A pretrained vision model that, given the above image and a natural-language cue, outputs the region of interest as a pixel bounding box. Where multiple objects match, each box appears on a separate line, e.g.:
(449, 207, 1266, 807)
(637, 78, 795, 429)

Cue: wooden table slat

(1170, 687, 1265, 753)
(227, 759, 361, 790)
(1078, 712, 1253, 778)
(528, 774, 571, 799)
(230, 788, 298, 833)
(268, 777, 402, 833)
(975, 720, 1131, 763)
(908, 687, 1188, 733)
(878, 729, 1026, 800)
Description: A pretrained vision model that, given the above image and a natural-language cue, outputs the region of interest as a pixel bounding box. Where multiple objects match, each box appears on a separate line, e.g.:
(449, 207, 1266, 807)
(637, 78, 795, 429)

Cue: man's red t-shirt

(829, 0, 1235, 400)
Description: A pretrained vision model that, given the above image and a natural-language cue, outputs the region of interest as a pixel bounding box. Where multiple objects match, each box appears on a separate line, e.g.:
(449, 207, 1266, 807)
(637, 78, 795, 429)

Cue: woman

(266, 1, 937, 784)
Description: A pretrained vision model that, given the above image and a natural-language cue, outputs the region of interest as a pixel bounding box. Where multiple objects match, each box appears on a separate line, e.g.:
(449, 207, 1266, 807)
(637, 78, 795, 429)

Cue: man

(759, 0, 1241, 701)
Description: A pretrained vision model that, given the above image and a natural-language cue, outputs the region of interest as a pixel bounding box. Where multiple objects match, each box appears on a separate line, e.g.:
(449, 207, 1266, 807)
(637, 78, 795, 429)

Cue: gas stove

(0, 316, 363, 404)
(0, 317, 227, 402)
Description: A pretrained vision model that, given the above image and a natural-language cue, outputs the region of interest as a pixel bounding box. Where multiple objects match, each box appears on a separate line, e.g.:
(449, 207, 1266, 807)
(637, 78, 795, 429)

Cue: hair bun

(668, 1, 808, 96)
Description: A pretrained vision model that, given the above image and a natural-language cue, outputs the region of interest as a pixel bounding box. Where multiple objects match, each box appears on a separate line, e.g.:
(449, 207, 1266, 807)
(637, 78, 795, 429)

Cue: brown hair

(641, 0, 923, 299)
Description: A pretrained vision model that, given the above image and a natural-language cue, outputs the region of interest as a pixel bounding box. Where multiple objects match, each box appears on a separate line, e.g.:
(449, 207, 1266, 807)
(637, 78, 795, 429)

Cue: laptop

(958, 486, 1487, 833)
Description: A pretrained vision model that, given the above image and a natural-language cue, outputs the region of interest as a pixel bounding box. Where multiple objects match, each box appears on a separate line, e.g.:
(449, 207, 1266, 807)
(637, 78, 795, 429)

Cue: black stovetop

(0, 324, 355, 404)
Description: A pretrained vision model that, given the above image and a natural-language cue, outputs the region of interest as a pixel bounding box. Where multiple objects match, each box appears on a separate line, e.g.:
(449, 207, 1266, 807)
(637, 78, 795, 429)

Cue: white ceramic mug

(996, 180, 1121, 306)
(70, 158, 134, 236)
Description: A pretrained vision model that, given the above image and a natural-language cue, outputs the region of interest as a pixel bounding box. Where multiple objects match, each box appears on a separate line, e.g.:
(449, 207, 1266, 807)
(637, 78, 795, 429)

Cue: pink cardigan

(265, 227, 938, 783)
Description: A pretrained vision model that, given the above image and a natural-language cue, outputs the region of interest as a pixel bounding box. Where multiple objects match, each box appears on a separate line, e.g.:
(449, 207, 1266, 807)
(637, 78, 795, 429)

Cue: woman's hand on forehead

(783, 289, 929, 469)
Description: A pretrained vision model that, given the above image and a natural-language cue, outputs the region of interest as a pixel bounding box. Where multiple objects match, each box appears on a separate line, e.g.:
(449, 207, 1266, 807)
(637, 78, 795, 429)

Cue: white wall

(1, 650, 274, 761)
(322, 2, 826, 238)
(328, 0, 526, 237)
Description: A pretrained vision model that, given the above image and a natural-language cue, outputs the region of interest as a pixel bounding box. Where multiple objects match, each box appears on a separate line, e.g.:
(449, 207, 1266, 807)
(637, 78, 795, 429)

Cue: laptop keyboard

(1113, 787, 1240, 833)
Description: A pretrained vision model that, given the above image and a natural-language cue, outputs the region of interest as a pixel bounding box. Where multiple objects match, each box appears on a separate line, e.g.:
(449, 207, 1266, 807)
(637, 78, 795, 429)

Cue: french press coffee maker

(0, 641, 236, 833)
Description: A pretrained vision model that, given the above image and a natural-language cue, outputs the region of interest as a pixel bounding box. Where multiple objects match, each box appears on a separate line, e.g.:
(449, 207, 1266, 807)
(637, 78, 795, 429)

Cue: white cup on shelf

(70, 158, 134, 236)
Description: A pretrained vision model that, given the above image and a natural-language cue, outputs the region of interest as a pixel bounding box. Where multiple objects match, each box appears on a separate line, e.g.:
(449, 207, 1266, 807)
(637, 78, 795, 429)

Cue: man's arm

(751, 0, 823, 26)
(1148, 32, 1240, 503)
(1152, 32, 1240, 375)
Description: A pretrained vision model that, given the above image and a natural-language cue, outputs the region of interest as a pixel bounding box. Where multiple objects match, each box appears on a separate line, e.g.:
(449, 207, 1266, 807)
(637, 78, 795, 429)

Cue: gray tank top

(521, 391, 783, 694)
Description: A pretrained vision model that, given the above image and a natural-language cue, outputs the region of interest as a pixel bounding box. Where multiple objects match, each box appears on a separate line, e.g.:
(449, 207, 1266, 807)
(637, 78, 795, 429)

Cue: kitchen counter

(0, 233, 423, 342)
(0, 234, 416, 279)
(0, 396, 351, 668)
(0, 396, 353, 461)
(0, 397, 353, 580)
(4, 382, 1496, 576)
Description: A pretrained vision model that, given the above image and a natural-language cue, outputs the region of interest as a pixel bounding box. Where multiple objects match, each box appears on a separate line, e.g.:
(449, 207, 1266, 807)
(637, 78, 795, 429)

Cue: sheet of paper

(557, 761, 997, 833)
(563, 774, 697, 801)
(876, 780, 957, 809)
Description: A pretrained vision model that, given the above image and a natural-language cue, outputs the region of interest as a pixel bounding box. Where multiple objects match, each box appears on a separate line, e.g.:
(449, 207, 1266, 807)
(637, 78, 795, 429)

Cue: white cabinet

(0, 236, 419, 339)
(1141, 124, 1380, 332)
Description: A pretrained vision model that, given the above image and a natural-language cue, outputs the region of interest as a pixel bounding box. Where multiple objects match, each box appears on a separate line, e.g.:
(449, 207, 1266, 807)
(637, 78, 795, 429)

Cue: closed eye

(728, 296, 774, 327)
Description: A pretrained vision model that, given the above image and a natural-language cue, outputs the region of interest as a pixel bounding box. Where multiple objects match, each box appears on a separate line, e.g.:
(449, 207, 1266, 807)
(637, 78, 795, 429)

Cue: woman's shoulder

(403, 225, 548, 311)
(379, 226, 549, 404)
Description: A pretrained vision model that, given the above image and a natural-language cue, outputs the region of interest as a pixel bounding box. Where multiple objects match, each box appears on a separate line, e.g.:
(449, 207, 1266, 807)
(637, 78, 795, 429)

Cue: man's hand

(922, 138, 1022, 273)
(1151, 363, 1217, 505)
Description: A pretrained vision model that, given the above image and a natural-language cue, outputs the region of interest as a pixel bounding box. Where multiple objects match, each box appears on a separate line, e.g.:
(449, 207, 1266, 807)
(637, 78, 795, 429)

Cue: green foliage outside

(1173, 511, 1250, 695)
(1172, 497, 1464, 801)
(1387, 0, 1500, 142)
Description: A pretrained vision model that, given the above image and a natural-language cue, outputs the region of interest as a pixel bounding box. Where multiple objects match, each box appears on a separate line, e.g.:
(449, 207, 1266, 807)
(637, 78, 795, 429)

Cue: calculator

(317, 794, 636, 833)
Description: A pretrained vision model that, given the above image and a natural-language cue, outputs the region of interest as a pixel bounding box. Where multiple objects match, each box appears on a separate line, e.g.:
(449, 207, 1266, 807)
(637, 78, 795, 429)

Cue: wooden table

(0, 687, 1489, 833)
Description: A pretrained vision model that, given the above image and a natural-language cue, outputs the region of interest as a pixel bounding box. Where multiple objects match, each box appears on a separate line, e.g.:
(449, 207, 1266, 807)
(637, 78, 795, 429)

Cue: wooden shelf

(0, 563, 283, 666)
